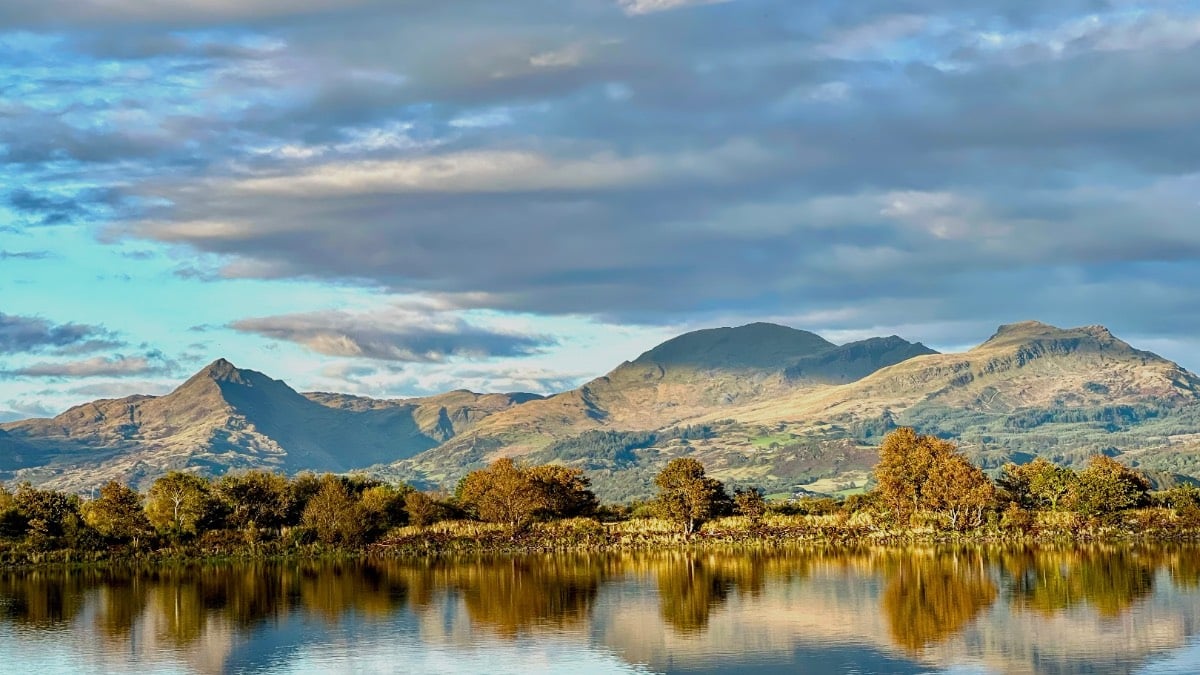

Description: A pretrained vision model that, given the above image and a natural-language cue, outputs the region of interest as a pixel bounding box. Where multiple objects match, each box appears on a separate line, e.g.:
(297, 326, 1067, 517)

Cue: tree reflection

(655, 555, 732, 634)
(881, 549, 998, 653)
(446, 555, 604, 637)
(1003, 546, 1156, 618)
(298, 560, 407, 623)
(94, 571, 147, 639)
(148, 575, 208, 646)
(650, 550, 794, 635)
(0, 569, 90, 627)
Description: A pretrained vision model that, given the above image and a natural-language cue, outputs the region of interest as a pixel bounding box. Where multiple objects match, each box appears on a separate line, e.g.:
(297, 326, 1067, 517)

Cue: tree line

(3, 427, 1199, 562)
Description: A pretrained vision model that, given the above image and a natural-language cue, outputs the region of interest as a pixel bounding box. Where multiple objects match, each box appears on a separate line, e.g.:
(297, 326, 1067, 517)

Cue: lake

(2, 545, 1200, 674)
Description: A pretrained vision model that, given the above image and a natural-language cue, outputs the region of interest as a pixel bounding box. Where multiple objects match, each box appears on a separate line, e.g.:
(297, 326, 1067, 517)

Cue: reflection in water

(881, 548, 998, 652)
(1003, 546, 1157, 618)
(1, 545, 1200, 673)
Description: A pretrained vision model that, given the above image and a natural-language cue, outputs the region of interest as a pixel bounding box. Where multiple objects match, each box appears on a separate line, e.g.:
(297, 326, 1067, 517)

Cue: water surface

(2, 545, 1200, 674)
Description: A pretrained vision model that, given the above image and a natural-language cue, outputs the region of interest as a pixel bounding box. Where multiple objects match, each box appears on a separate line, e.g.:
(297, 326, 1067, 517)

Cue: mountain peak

(631, 322, 835, 371)
(201, 357, 241, 379)
(170, 358, 275, 399)
(977, 321, 1128, 352)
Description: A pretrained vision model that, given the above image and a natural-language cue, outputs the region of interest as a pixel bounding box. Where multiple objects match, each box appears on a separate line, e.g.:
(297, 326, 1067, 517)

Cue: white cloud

(616, 0, 733, 16)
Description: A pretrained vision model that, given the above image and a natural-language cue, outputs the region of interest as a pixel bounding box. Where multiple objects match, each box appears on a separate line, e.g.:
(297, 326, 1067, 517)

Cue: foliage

(457, 458, 549, 531)
(998, 458, 1077, 510)
(82, 481, 151, 546)
(403, 491, 443, 527)
(923, 452, 995, 530)
(145, 472, 216, 537)
(733, 488, 767, 523)
(358, 484, 410, 538)
(527, 464, 599, 519)
(301, 476, 368, 546)
(1071, 455, 1151, 518)
(0, 487, 23, 539)
(535, 430, 658, 467)
(652, 458, 731, 534)
(873, 427, 994, 527)
(214, 471, 292, 531)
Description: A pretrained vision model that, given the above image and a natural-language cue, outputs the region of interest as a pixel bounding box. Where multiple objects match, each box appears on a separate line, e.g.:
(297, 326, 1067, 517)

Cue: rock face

(4, 321, 1200, 500)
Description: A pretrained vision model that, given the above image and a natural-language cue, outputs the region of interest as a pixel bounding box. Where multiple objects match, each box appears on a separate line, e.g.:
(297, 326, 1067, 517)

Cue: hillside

(0, 359, 537, 492)
(391, 321, 1200, 500)
(4, 320, 1200, 501)
(386, 324, 935, 486)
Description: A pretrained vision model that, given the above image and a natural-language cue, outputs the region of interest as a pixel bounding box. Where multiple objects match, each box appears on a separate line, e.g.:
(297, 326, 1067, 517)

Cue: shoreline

(5, 513, 1199, 570)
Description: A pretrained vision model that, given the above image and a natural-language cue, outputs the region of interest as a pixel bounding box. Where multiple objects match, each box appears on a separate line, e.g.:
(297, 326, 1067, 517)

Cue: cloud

(0, 353, 175, 379)
(617, 0, 733, 16)
(0, 0, 386, 27)
(310, 360, 586, 398)
(229, 306, 554, 362)
(0, 250, 53, 260)
(0, 313, 121, 355)
(0, 399, 56, 422)
(5, 0, 1200, 370)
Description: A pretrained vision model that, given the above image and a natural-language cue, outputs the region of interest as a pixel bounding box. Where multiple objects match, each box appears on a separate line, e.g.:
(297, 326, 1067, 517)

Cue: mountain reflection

(1, 546, 1200, 673)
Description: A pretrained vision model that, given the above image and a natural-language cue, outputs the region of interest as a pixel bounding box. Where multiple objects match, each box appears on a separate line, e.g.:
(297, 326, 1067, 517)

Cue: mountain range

(3, 321, 1200, 500)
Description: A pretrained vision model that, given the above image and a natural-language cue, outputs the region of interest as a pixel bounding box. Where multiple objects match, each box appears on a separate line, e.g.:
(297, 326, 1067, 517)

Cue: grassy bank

(4, 507, 1198, 568)
(368, 508, 1200, 557)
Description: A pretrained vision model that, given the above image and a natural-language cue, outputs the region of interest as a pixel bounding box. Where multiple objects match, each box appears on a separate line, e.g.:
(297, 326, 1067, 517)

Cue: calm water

(2, 545, 1200, 674)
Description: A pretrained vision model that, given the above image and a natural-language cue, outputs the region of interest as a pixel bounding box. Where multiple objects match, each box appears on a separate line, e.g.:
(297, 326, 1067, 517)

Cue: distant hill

(631, 322, 835, 370)
(390, 321, 1200, 500)
(0, 359, 538, 492)
(386, 324, 935, 486)
(5, 321, 1200, 502)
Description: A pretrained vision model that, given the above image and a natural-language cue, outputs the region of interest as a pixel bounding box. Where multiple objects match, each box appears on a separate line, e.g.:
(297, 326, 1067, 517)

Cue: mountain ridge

(3, 321, 1199, 499)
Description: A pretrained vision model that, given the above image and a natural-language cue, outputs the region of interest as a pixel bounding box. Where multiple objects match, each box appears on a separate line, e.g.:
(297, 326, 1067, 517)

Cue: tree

(1071, 455, 1151, 518)
(145, 472, 215, 536)
(287, 472, 325, 525)
(83, 481, 152, 547)
(527, 465, 598, 519)
(653, 458, 730, 534)
(998, 458, 1076, 510)
(359, 484, 410, 538)
(874, 428, 997, 528)
(457, 458, 546, 531)
(873, 428, 954, 521)
(733, 487, 768, 524)
(923, 453, 995, 529)
(14, 482, 85, 548)
(0, 485, 26, 539)
(214, 471, 292, 532)
(404, 490, 442, 527)
(301, 476, 367, 545)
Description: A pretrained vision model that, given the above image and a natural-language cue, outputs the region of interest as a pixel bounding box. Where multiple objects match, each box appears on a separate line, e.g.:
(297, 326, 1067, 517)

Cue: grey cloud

(0, 313, 121, 355)
(0, 353, 176, 379)
(229, 309, 554, 362)
(9, 0, 1200, 362)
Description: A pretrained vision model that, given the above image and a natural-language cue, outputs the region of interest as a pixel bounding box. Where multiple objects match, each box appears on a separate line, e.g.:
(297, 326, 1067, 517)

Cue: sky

(2, 0, 1200, 420)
